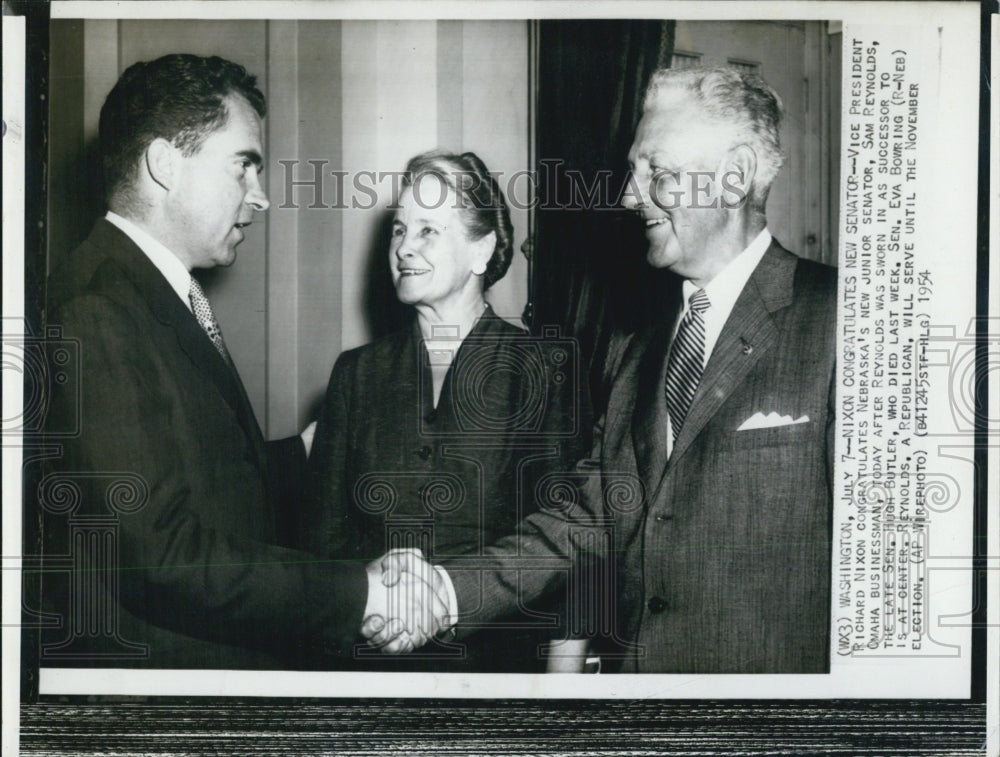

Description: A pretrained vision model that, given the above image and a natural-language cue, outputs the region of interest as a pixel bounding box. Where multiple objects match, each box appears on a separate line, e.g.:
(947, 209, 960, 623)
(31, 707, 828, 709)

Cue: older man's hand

(361, 548, 451, 654)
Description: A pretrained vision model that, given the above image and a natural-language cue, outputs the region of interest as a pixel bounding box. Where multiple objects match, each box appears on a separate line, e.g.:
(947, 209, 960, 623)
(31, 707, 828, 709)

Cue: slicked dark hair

(402, 150, 514, 291)
(99, 53, 266, 206)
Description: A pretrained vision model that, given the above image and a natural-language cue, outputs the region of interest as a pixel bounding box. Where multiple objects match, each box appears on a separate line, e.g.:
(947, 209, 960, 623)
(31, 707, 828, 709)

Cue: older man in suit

(42, 54, 442, 669)
(372, 66, 836, 673)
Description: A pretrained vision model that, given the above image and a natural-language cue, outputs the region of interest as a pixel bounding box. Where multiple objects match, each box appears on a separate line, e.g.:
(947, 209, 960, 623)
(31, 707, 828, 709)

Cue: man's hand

(300, 421, 317, 457)
(361, 548, 451, 654)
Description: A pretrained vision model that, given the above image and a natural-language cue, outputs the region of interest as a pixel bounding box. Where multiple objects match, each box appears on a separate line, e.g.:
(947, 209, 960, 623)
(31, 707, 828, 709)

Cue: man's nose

(246, 177, 270, 212)
(621, 172, 646, 210)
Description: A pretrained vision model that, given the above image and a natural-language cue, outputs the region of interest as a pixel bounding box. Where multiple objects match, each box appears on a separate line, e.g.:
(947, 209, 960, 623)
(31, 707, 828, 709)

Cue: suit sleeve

(446, 332, 634, 634)
(301, 352, 356, 559)
(46, 294, 367, 658)
(265, 435, 307, 548)
(446, 415, 610, 634)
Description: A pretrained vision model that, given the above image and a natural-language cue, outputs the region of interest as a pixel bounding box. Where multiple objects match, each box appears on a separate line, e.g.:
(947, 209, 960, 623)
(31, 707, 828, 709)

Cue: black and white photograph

(2, 0, 994, 754)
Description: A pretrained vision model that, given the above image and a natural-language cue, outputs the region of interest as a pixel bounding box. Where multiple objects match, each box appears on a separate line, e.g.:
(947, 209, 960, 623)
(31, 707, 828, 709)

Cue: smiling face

(623, 99, 734, 283)
(165, 93, 270, 269)
(389, 175, 493, 311)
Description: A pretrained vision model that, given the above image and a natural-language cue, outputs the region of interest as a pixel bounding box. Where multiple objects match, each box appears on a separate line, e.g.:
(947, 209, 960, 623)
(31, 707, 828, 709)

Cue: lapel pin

(740, 338, 753, 355)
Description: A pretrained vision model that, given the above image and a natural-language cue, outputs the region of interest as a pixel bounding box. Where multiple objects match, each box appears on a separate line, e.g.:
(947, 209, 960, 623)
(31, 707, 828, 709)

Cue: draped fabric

(529, 20, 678, 415)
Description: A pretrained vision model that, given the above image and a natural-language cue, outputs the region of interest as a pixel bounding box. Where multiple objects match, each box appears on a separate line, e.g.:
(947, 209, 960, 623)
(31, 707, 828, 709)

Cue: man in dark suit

(41, 54, 440, 669)
(370, 66, 835, 673)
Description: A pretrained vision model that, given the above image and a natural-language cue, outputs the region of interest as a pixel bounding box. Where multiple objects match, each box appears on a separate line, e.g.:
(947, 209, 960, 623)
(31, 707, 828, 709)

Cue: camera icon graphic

(2, 321, 81, 437)
(921, 317, 999, 436)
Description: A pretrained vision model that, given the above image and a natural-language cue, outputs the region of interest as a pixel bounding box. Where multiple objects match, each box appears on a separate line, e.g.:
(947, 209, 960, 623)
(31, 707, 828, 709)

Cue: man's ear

(720, 144, 758, 210)
(470, 231, 496, 276)
(145, 138, 178, 191)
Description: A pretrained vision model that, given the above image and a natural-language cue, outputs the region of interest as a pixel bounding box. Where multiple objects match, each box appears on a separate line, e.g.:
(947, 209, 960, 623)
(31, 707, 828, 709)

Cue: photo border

(4, 0, 995, 753)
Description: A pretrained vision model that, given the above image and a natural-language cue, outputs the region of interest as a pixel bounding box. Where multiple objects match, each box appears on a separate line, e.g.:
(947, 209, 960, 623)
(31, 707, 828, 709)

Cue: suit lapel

(630, 325, 672, 494)
(648, 242, 798, 501)
(94, 220, 265, 456)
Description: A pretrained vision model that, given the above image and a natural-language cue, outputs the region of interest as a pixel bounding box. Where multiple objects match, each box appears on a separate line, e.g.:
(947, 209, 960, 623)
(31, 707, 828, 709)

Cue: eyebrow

(393, 217, 442, 226)
(636, 146, 677, 162)
(237, 150, 264, 170)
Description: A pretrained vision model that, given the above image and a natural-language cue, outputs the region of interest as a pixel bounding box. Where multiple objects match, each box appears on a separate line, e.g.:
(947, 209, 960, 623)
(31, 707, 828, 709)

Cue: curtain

(528, 20, 677, 414)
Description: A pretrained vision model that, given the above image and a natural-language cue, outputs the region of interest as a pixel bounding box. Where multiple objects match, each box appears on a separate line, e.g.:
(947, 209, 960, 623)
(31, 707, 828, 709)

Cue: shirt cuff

(434, 564, 458, 631)
(363, 559, 384, 621)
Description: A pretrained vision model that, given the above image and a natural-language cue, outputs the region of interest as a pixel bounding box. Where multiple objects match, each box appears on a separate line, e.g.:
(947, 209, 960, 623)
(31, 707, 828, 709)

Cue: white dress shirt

(106, 211, 193, 312)
(665, 228, 772, 455)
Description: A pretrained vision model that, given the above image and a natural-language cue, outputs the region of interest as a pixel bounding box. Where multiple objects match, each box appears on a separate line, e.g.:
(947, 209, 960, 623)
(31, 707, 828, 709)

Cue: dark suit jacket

(449, 241, 836, 673)
(303, 309, 589, 671)
(41, 219, 367, 669)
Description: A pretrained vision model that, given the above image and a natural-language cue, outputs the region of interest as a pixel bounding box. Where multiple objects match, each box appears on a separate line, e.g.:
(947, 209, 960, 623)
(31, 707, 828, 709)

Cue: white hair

(643, 66, 785, 211)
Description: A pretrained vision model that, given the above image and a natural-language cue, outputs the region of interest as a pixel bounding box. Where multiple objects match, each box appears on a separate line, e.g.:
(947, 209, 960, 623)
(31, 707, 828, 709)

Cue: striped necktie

(188, 277, 231, 363)
(664, 288, 711, 443)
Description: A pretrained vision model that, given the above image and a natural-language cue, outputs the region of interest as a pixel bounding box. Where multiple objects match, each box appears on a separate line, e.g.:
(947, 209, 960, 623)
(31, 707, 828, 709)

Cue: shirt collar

(105, 211, 192, 311)
(681, 228, 772, 311)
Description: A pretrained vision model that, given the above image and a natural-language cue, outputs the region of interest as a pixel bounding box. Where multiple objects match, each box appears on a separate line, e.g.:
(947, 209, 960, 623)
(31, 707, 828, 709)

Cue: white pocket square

(737, 412, 810, 431)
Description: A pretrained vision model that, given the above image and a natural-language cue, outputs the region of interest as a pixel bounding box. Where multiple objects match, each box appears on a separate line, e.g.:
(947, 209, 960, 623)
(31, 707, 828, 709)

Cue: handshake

(361, 548, 455, 653)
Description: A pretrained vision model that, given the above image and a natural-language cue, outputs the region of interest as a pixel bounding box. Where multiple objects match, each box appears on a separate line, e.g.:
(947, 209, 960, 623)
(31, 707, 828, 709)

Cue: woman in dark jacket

(303, 151, 588, 671)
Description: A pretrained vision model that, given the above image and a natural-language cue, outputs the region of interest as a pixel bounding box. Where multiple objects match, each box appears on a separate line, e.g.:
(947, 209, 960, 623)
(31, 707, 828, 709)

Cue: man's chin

(645, 244, 676, 270)
(214, 248, 238, 267)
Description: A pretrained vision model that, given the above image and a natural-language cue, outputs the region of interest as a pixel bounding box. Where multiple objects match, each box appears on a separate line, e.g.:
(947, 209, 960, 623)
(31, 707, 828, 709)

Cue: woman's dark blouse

(302, 307, 589, 671)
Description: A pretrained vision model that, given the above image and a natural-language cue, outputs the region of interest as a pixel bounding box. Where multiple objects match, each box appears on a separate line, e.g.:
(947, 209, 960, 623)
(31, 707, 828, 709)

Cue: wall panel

(293, 20, 345, 430)
(461, 21, 530, 324)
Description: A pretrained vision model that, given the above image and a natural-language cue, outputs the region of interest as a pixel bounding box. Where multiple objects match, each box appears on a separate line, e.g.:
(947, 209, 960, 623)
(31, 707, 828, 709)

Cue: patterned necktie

(188, 277, 231, 363)
(664, 289, 711, 443)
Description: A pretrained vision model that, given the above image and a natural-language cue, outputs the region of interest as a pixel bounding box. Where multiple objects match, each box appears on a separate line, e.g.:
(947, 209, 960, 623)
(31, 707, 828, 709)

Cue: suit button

(417, 446, 432, 460)
(647, 596, 667, 614)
